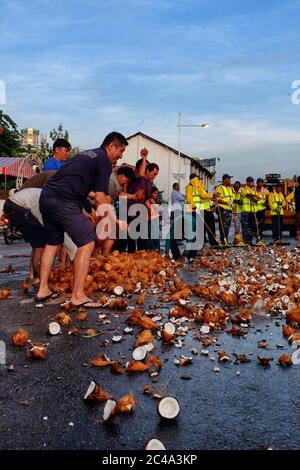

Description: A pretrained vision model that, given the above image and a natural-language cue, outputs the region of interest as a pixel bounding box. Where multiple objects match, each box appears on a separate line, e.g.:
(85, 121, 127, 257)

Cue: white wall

(124, 135, 192, 201)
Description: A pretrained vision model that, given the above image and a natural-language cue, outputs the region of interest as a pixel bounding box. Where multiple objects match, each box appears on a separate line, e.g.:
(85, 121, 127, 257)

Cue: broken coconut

(163, 322, 176, 335)
(48, 322, 61, 335)
(157, 396, 180, 420)
(132, 346, 147, 361)
(103, 399, 118, 422)
(113, 286, 124, 296)
(28, 344, 47, 359)
(84, 381, 111, 401)
(11, 329, 29, 347)
(145, 438, 166, 450)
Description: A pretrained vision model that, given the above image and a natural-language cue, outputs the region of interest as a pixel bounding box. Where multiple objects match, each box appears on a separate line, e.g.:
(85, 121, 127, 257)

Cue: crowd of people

(169, 172, 300, 258)
(2, 132, 300, 307)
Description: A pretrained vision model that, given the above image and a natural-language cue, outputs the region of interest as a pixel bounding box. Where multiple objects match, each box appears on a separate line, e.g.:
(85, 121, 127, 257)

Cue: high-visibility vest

(286, 191, 295, 213)
(187, 183, 205, 210)
(232, 189, 242, 214)
(241, 187, 258, 213)
(269, 192, 285, 216)
(217, 185, 234, 210)
(256, 187, 269, 212)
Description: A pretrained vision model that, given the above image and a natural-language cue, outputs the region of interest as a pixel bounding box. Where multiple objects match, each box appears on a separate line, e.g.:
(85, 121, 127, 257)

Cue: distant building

(124, 132, 213, 202)
(21, 128, 39, 148)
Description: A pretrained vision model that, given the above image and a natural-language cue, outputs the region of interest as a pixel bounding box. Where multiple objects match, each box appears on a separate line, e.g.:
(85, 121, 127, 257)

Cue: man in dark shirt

(36, 132, 128, 307)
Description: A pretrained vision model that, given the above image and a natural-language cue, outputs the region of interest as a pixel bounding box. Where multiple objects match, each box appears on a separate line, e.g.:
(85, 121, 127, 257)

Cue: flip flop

(70, 301, 102, 310)
(35, 292, 59, 303)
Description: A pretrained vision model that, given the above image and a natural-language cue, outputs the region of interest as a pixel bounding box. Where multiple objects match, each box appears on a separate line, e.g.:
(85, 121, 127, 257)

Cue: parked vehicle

(0, 214, 25, 244)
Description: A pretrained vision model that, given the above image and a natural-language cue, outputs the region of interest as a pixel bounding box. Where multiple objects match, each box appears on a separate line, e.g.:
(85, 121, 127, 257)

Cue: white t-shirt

(9, 188, 77, 260)
(10, 188, 43, 224)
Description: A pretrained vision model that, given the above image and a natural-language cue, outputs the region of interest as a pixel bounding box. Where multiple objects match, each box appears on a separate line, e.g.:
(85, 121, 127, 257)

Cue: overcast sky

(1, 0, 300, 180)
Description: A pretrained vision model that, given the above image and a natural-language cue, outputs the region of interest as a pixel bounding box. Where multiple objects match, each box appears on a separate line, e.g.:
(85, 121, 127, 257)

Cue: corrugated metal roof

(0, 157, 36, 179)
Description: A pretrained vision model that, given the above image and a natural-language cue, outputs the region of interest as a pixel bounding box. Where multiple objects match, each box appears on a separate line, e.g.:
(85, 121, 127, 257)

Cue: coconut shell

(91, 353, 117, 367)
(126, 361, 149, 372)
(11, 329, 29, 347)
(135, 329, 154, 347)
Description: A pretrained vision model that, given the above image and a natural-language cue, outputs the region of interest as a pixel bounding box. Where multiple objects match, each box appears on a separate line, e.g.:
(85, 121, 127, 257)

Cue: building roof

(126, 131, 212, 178)
(0, 157, 36, 179)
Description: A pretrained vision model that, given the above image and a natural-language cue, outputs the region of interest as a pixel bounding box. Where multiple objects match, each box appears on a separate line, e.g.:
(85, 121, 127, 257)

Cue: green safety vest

(241, 187, 257, 213)
(256, 188, 269, 212)
(232, 189, 242, 214)
(188, 184, 207, 210)
(217, 185, 234, 211)
(269, 192, 285, 216)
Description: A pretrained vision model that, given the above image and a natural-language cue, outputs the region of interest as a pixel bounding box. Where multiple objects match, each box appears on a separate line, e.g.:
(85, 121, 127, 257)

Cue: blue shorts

(39, 194, 96, 247)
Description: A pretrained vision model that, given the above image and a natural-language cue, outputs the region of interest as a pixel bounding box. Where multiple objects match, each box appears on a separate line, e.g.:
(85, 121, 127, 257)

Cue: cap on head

(246, 176, 254, 183)
(256, 178, 264, 183)
(222, 173, 232, 180)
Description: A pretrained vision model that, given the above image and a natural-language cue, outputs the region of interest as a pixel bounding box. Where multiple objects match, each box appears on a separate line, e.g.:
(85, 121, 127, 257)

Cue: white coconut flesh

(103, 399, 117, 421)
(112, 335, 123, 343)
(113, 286, 124, 296)
(163, 322, 176, 335)
(145, 438, 166, 450)
(200, 325, 210, 334)
(84, 381, 97, 400)
(158, 396, 180, 419)
(132, 346, 147, 361)
(48, 322, 61, 335)
(144, 342, 154, 352)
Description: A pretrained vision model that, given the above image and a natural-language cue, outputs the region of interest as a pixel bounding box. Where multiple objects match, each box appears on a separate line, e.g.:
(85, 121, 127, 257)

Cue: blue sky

(1, 0, 300, 181)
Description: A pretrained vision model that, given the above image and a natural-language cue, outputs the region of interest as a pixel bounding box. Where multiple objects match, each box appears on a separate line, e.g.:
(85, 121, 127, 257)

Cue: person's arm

(285, 192, 294, 204)
(138, 149, 148, 177)
(185, 185, 194, 207)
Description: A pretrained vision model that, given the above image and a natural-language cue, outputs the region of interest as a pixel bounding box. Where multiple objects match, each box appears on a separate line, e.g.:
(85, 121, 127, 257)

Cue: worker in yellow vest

(286, 189, 296, 213)
(215, 174, 234, 244)
(268, 182, 286, 242)
(185, 174, 217, 255)
(255, 177, 270, 241)
(232, 181, 242, 238)
(240, 176, 259, 245)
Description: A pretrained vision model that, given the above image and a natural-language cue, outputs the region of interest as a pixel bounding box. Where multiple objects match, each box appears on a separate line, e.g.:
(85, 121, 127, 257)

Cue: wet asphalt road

(0, 236, 300, 451)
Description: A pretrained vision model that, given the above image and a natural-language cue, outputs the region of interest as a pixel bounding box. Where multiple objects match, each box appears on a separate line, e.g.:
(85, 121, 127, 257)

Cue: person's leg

(70, 241, 96, 306)
(279, 215, 284, 240)
(271, 215, 277, 241)
(224, 210, 232, 242)
(217, 207, 226, 243)
(101, 239, 115, 256)
(205, 210, 217, 246)
(58, 246, 67, 267)
(32, 247, 43, 284)
(242, 213, 250, 244)
(29, 250, 34, 281)
(37, 244, 61, 299)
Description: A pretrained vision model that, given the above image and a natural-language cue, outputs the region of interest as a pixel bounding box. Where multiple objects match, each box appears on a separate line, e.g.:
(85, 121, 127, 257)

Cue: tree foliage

(0, 110, 21, 156)
(49, 123, 69, 142)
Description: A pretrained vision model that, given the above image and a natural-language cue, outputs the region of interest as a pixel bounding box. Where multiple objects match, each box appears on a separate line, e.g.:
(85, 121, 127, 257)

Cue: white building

(124, 132, 213, 202)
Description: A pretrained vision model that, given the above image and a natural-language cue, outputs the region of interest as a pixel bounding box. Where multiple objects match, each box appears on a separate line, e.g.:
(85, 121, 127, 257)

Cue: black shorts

(39, 194, 96, 247)
(3, 199, 46, 249)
